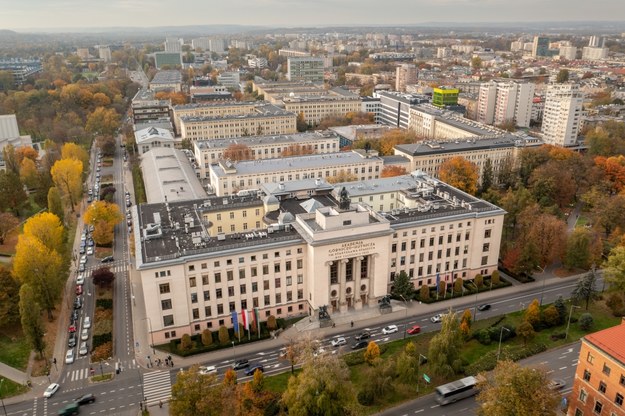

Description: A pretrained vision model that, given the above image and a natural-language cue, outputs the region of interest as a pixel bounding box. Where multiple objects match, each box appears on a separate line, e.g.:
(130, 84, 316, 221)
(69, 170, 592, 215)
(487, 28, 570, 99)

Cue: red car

(68, 324, 77, 333)
(75, 285, 83, 295)
(407, 325, 421, 335)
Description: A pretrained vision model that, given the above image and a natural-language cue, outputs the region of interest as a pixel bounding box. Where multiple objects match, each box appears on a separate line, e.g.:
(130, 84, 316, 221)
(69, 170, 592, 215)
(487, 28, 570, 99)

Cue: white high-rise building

(191, 37, 211, 51)
(209, 38, 225, 54)
(559, 46, 577, 60)
(98, 45, 112, 62)
(395, 64, 417, 92)
(164, 37, 183, 53)
(541, 83, 583, 147)
(477, 81, 535, 128)
(582, 46, 608, 60)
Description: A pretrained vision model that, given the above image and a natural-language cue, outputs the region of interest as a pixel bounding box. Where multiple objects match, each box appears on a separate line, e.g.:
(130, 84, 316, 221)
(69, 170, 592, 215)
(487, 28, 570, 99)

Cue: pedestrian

(170, 359, 174, 367)
(164, 358, 169, 366)
(159, 400, 163, 408)
(350, 321, 354, 328)
(139, 402, 143, 410)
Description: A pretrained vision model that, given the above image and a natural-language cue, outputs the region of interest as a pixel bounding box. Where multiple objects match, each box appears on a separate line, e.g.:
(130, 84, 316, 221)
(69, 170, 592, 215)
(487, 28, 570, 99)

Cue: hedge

(464, 343, 547, 375)
(96, 299, 113, 309)
(92, 332, 113, 349)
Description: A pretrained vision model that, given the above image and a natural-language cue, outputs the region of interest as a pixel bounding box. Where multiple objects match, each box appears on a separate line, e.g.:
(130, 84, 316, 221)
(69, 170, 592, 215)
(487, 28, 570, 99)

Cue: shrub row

(344, 343, 389, 366)
(92, 332, 112, 349)
(474, 325, 516, 346)
(96, 298, 113, 309)
(464, 343, 547, 375)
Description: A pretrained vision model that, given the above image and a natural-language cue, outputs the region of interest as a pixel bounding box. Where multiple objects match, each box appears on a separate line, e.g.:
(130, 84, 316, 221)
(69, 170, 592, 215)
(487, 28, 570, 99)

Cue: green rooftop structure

(432, 87, 459, 108)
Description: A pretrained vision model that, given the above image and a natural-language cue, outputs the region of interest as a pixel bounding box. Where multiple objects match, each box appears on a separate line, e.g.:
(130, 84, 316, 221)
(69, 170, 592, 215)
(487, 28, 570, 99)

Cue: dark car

(58, 403, 79, 415)
(101, 256, 114, 263)
(244, 365, 264, 376)
(354, 332, 370, 341)
(73, 297, 82, 310)
(68, 333, 77, 348)
(351, 340, 368, 350)
(233, 359, 250, 370)
(71, 309, 79, 322)
(79, 246, 86, 255)
(477, 304, 491, 311)
(75, 393, 96, 405)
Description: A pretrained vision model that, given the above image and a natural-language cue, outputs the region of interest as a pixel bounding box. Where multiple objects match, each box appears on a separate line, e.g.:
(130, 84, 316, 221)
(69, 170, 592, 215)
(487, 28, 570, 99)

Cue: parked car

(78, 263, 85, 272)
(351, 340, 368, 350)
(68, 333, 77, 348)
(477, 304, 491, 311)
(233, 359, 250, 370)
(79, 246, 86, 255)
(65, 348, 75, 364)
(43, 383, 60, 398)
(87, 247, 94, 256)
(79, 342, 88, 356)
(354, 332, 370, 341)
(382, 325, 398, 335)
(199, 365, 217, 375)
(68, 324, 77, 333)
(75, 393, 96, 405)
(430, 314, 443, 323)
(548, 379, 566, 390)
(73, 297, 82, 309)
(80, 328, 89, 341)
(76, 274, 85, 285)
(101, 256, 114, 263)
(79, 255, 87, 265)
(331, 337, 347, 347)
(71, 309, 79, 322)
(407, 325, 421, 335)
(244, 365, 264, 376)
(83, 316, 91, 329)
(75, 285, 83, 296)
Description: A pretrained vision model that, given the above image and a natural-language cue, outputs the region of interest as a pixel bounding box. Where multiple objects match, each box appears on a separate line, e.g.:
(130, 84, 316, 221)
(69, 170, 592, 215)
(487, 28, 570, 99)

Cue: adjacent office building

(477, 81, 535, 128)
(154, 52, 182, 69)
(395, 64, 418, 92)
(541, 83, 584, 147)
(532, 36, 551, 57)
(287, 57, 324, 82)
(374, 91, 430, 129)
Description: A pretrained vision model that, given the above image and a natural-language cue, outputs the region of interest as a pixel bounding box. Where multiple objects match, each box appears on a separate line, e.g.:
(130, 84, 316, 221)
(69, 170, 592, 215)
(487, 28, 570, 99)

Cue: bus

(434, 376, 478, 405)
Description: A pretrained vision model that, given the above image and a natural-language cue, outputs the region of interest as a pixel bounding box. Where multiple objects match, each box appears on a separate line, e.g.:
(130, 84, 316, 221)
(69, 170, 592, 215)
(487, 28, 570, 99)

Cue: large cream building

(133, 171, 505, 343)
(192, 131, 341, 178)
(408, 104, 504, 141)
(282, 94, 361, 126)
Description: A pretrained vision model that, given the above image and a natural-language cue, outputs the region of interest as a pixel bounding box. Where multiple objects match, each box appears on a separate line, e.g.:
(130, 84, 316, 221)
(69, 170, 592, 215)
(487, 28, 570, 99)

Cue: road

(376, 343, 580, 416)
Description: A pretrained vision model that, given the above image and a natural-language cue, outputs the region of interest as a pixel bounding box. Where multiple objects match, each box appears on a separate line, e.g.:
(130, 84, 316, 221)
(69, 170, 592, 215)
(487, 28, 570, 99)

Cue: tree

(524, 299, 541, 326)
(12, 235, 63, 321)
(579, 313, 594, 331)
(395, 343, 419, 384)
(419, 284, 430, 301)
(91, 267, 115, 287)
(326, 169, 358, 184)
(180, 334, 194, 351)
(461, 309, 472, 329)
(0, 170, 28, 215)
(453, 277, 463, 294)
(438, 156, 479, 195)
(518, 209, 567, 269)
(564, 228, 595, 270)
(281, 353, 356, 416)
(19, 283, 46, 358)
(223, 144, 253, 162)
(364, 341, 380, 366)
(359, 358, 394, 405)
(296, 112, 308, 132)
(556, 69, 570, 83)
(61, 143, 90, 172)
(572, 271, 599, 310)
(170, 365, 221, 416)
(86, 107, 120, 136)
(201, 329, 213, 346)
(19, 158, 39, 190)
(554, 296, 567, 323)
(491, 270, 500, 285)
(543, 305, 561, 327)
(0, 212, 19, 245)
(51, 158, 83, 213)
(475, 274, 484, 288)
(392, 271, 413, 300)
(83, 201, 123, 245)
(428, 310, 463, 377)
(23, 212, 64, 252)
(476, 360, 560, 416)
(380, 165, 407, 178)
(218, 325, 230, 344)
(605, 245, 625, 293)
(0, 266, 21, 326)
(471, 56, 482, 69)
(282, 144, 316, 157)
(479, 158, 494, 194)
(47, 187, 64, 223)
(266, 315, 277, 331)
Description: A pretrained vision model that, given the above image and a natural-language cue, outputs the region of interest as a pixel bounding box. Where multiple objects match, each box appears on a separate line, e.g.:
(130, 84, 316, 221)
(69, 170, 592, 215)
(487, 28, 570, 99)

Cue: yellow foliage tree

(51, 158, 83, 212)
(19, 158, 39, 189)
(524, 299, 541, 327)
(86, 106, 120, 136)
(438, 156, 479, 195)
(380, 165, 407, 178)
(23, 212, 64, 252)
(61, 143, 90, 173)
(326, 169, 358, 184)
(83, 201, 123, 245)
(12, 235, 64, 320)
(364, 341, 381, 366)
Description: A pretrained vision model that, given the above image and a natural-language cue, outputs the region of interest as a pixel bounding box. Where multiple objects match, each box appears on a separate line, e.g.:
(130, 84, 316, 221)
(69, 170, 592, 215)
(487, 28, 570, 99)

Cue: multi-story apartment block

(131, 89, 172, 127)
(395, 64, 418, 92)
(98, 46, 112, 63)
(568, 321, 625, 416)
(209, 38, 225, 54)
(287, 57, 324, 82)
(193, 131, 340, 178)
(532, 36, 551, 57)
(278, 49, 310, 58)
(191, 37, 211, 51)
(247, 57, 268, 69)
(582, 46, 609, 61)
(374, 91, 430, 129)
(282, 93, 361, 126)
(217, 71, 241, 90)
(164, 37, 183, 53)
(477, 81, 535, 128)
(541, 83, 583, 147)
(560, 46, 578, 60)
(133, 171, 505, 344)
(408, 104, 504, 141)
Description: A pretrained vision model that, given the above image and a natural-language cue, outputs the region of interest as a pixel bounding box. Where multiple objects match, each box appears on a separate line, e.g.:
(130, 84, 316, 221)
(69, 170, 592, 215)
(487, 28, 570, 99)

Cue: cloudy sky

(1, 0, 623, 30)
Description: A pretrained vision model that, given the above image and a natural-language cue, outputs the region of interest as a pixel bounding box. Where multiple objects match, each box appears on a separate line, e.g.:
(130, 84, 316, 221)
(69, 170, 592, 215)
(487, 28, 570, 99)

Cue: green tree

(543, 305, 561, 326)
(554, 296, 567, 323)
(579, 313, 594, 331)
(218, 325, 230, 344)
(476, 360, 560, 416)
(428, 310, 463, 378)
(471, 56, 482, 69)
(392, 271, 414, 300)
(480, 158, 494, 194)
(47, 186, 64, 223)
(572, 271, 599, 310)
(359, 358, 394, 405)
(296, 112, 308, 132)
(395, 343, 418, 384)
(364, 341, 380, 366)
(0, 170, 28, 215)
(556, 69, 570, 83)
(19, 283, 46, 358)
(524, 299, 541, 327)
(201, 329, 213, 346)
(0, 266, 21, 326)
(180, 334, 193, 351)
(281, 353, 356, 416)
(564, 228, 594, 270)
(605, 245, 625, 293)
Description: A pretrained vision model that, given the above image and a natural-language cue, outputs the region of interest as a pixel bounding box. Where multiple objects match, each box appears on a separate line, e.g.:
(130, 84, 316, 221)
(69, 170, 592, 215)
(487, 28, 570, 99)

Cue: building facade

(477, 81, 535, 128)
(432, 87, 459, 108)
(287, 57, 324, 82)
(374, 91, 430, 129)
(395, 64, 418, 92)
(282, 94, 361, 126)
(541, 83, 584, 147)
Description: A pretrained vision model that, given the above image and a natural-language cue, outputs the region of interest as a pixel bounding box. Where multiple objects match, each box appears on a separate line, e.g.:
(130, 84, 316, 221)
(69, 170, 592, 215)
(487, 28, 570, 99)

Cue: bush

(344, 344, 389, 366)
(96, 298, 113, 309)
(579, 313, 594, 331)
(91, 341, 113, 362)
(464, 343, 547, 375)
(92, 332, 112, 349)
(543, 305, 561, 327)
(476, 329, 492, 345)
(179, 334, 193, 351)
(201, 329, 213, 346)
(218, 326, 230, 344)
(606, 293, 625, 316)
(357, 389, 375, 406)
(491, 270, 500, 285)
(550, 332, 566, 340)
(267, 315, 278, 331)
(475, 274, 484, 288)
(419, 285, 430, 301)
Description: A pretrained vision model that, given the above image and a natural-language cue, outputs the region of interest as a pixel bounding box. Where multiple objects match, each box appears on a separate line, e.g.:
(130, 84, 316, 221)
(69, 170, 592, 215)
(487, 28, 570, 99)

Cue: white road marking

(559, 366, 567, 370)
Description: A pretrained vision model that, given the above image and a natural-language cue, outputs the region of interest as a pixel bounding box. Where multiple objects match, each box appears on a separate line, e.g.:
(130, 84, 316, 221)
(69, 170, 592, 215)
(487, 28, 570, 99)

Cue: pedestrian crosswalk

(85, 262, 127, 274)
(64, 359, 138, 383)
(143, 370, 172, 407)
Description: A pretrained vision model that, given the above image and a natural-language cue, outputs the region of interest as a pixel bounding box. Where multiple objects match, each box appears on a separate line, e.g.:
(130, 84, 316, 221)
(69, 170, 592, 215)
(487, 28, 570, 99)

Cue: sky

(0, 0, 624, 31)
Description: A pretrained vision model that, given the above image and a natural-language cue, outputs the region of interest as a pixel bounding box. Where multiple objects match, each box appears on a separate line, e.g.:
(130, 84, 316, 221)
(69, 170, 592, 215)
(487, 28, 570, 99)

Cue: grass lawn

(0, 376, 29, 398)
(0, 329, 31, 370)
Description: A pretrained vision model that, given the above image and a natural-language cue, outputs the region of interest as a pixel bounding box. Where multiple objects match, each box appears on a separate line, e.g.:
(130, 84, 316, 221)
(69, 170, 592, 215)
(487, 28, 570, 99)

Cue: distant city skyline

(1, 0, 624, 32)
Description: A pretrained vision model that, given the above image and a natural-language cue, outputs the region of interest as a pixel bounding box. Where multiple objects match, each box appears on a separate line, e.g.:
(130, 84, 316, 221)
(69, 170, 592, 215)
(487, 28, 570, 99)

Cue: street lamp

(1, 378, 8, 416)
(496, 327, 511, 361)
(416, 354, 427, 394)
(537, 265, 547, 306)
(231, 341, 236, 363)
(468, 281, 479, 322)
(565, 304, 582, 340)
(143, 317, 155, 355)
(399, 294, 409, 339)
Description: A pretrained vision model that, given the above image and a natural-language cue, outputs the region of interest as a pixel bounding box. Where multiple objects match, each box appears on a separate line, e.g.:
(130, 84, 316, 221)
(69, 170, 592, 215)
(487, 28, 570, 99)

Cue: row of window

(221, 171, 381, 190)
(203, 142, 338, 160)
(159, 273, 305, 297)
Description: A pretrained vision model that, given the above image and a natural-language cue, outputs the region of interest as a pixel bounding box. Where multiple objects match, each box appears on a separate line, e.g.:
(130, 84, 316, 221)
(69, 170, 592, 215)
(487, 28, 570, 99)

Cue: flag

(241, 310, 249, 331)
(254, 307, 261, 337)
(436, 273, 440, 291)
(232, 310, 239, 331)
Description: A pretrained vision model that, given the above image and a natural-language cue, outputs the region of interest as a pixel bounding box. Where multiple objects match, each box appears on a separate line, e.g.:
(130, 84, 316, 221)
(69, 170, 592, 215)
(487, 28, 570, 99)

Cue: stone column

(354, 256, 363, 310)
(339, 258, 348, 312)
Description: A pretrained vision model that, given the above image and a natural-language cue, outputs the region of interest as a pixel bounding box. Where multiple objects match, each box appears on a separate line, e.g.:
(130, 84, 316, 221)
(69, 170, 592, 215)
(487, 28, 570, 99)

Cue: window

(251, 267, 257, 277)
(214, 272, 221, 283)
(286, 261, 292, 271)
(240, 284, 246, 294)
(621, 375, 625, 386)
(229, 302, 235, 312)
(330, 262, 338, 284)
(159, 283, 170, 294)
(575, 409, 583, 416)
(263, 265, 269, 275)
(580, 389, 588, 403)
(599, 381, 607, 394)
(205, 306, 211, 317)
(297, 274, 303, 284)
(276, 293, 282, 304)
(227, 270, 233, 281)
(252, 282, 258, 292)
(161, 299, 172, 310)
(483, 243, 490, 252)
(188, 265, 195, 271)
(615, 393, 624, 406)
(594, 401, 603, 414)
(481, 256, 488, 266)
(286, 276, 292, 286)
(587, 352, 595, 364)
(191, 293, 198, 303)
(202, 275, 209, 285)
(189, 276, 196, 287)
(192, 309, 199, 320)
(484, 229, 491, 238)
(216, 288, 222, 299)
(217, 304, 224, 314)
(228, 287, 235, 297)
(239, 269, 246, 279)
(298, 289, 303, 300)
(203, 290, 210, 301)
(275, 278, 281, 288)
(584, 369, 591, 382)
(264, 295, 270, 306)
(603, 364, 611, 376)
(263, 280, 270, 290)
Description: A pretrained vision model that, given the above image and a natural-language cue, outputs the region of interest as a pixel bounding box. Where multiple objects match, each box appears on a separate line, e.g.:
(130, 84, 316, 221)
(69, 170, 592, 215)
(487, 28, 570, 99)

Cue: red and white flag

(241, 309, 249, 330)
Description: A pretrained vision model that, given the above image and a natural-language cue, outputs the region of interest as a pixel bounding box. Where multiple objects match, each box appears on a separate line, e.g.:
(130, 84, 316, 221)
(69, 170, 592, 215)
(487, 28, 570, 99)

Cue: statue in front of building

(339, 187, 351, 210)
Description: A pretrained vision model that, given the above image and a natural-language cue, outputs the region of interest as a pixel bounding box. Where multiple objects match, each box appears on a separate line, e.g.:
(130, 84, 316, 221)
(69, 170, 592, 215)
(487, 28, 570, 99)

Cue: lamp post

(99, 360, 104, 376)
(496, 327, 511, 361)
(232, 341, 236, 363)
(1, 378, 8, 416)
(565, 304, 582, 340)
(143, 317, 155, 355)
(399, 295, 409, 339)
(537, 265, 547, 306)
(416, 354, 427, 394)
(468, 282, 479, 322)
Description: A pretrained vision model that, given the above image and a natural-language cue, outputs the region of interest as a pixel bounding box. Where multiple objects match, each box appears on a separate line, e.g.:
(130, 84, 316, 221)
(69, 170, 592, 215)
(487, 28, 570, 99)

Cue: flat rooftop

(151, 70, 182, 84)
(194, 131, 338, 150)
(396, 134, 543, 156)
(174, 101, 256, 111)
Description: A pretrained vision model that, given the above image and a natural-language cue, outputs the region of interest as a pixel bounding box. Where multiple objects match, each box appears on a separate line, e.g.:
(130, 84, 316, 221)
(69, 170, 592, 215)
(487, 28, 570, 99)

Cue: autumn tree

(282, 144, 315, 157)
(326, 169, 358, 184)
(364, 341, 381, 366)
(438, 156, 479, 195)
(0, 212, 19, 245)
(476, 360, 560, 416)
(218, 325, 230, 344)
(428, 310, 463, 377)
(61, 143, 90, 173)
(51, 158, 83, 212)
(564, 228, 597, 270)
(223, 144, 253, 162)
(83, 200, 123, 245)
(605, 245, 625, 293)
(86, 106, 120, 136)
(556, 69, 569, 83)
(381, 165, 407, 178)
(201, 329, 213, 346)
(170, 365, 221, 416)
(0, 170, 28, 215)
(395, 342, 419, 384)
(419, 284, 430, 301)
(543, 305, 561, 327)
(281, 353, 356, 416)
(19, 158, 39, 190)
(47, 187, 64, 224)
(13, 235, 63, 320)
(23, 212, 64, 252)
(19, 283, 46, 358)
(518, 207, 567, 268)
(91, 267, 115, 288)
(0, 266, 21, 326)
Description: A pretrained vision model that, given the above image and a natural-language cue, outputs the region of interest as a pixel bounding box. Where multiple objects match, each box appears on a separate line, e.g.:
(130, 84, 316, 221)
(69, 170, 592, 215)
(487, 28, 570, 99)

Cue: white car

(79, 255, 87, 265)
(199, 365, 217, 375)
(79, 342, 88, 356)
(87, 247, 94, 256)
(76, 274, 85, 285)
(331, 337, 347, 347)
(81, 328, 89, 341)
(43, 383, 60, 398)
(382, 325, 399, 335)
(65, 348, 75, 364)
(430, 314, 444, 323)
(83, 316, 91, 329)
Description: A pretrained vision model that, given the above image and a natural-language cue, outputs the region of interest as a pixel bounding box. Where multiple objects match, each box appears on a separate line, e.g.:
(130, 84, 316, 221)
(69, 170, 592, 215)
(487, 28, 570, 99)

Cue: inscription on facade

(327, 241, 376, 260)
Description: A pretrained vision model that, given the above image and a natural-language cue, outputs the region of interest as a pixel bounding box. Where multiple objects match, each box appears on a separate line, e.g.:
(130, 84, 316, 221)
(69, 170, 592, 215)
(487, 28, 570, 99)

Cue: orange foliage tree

(155, 91, 188, 105)
(223, 144, 253, 161)
(381, 165, 407, 178)
(594, 155, 625, 193)
(438, 156, 479, 195)
(282, 144, 315, 157)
